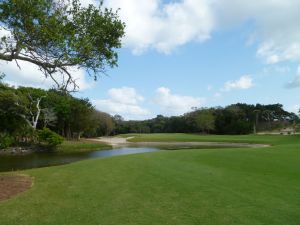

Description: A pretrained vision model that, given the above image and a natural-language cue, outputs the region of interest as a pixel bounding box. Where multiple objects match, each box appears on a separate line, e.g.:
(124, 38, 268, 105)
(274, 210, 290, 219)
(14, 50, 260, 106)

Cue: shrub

(0, 133, 15, 149)
(38, 128, 64, 147)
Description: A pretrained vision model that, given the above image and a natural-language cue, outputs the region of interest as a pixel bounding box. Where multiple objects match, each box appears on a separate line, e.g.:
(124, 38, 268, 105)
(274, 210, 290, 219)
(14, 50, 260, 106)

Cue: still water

(0, 142, 259, 172)
(0, 147, 159, 172)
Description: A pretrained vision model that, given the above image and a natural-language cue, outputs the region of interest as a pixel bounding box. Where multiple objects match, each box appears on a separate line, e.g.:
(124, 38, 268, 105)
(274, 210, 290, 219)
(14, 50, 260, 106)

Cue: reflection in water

(0, 142, 260, 172)
(0, 147, 158, 172)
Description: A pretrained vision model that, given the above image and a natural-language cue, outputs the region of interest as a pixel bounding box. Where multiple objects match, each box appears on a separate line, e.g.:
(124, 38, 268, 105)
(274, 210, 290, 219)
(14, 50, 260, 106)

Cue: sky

(1, 0, 300, 120)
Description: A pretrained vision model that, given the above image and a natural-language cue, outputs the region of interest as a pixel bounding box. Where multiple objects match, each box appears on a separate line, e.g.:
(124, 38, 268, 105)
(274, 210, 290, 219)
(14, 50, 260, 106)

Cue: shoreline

(93, 136, 270, 149)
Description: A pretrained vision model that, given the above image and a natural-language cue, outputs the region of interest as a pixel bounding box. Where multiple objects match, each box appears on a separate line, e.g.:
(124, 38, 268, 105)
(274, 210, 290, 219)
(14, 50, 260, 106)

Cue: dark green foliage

(0, 84, 105, 145)
(0, 81, 299, 140)
(0, 87, 27, 134)
(214, 106, 253, 134)
(113, 104, 298, 135)
(0, 133, 15, 149)
(0, 0, 125, 90)
(38, 128, 64, 147)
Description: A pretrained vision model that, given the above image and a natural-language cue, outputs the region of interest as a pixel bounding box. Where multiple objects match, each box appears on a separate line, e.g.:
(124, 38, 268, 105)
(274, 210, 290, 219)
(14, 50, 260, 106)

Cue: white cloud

(223, 75, 253, 91)
(154, 87, 205, 115)
(105, 0, 214, 54)
(107, 87, 144, 105)
(93, 87, 150, 120)
(1, 61, 93, 91)
(214, 0, 300, 64)
(103, 0, 300, 64)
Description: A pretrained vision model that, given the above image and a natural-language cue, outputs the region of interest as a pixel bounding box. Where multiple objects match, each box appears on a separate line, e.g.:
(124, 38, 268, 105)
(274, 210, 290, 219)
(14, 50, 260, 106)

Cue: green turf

(122, 133, 297, 145)
(0, 134, 300, 225)
(56, 139, 111, 154)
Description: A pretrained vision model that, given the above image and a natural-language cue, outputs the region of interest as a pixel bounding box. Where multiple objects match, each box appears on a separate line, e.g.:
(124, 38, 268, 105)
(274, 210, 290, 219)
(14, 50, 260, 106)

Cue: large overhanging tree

(0, 0, 125, 91)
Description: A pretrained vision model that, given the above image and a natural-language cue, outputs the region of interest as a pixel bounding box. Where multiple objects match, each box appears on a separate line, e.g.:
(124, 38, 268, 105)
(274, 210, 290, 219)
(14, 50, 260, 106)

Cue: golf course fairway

(0, 134, 299, 225)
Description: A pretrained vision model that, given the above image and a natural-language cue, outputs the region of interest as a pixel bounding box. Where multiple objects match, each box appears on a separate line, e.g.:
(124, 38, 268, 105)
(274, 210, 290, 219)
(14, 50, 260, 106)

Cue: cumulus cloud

(1, 60, 93, 90)
(93, 87, 150, 120)
(214, 0, 300, 64)
(107, 87, 144, 105)
(105, 0, 214, 54)
(223, 75, 253, 91)
(154, 87, 206, 115)
(286, 66, 300, 88)
(103, 0, 300, 64)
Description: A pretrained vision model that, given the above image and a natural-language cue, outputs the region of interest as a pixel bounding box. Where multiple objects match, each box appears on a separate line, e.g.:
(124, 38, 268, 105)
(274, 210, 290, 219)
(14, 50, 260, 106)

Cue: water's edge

(0, 142, 269, 172)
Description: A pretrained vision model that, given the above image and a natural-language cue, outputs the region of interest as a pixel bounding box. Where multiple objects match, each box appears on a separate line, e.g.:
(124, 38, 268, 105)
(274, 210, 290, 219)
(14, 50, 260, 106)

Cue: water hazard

(0, 142, 268, 172)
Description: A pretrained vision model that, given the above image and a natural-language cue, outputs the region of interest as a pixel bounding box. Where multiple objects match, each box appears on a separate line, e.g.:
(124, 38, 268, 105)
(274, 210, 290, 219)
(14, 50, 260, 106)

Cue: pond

(0, 142, 268, 172)
(0, 147, 159, 172)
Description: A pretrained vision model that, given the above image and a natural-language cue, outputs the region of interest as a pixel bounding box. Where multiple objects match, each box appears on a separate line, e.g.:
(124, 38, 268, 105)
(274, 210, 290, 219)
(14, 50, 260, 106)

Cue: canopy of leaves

(0, 0, 125, 91)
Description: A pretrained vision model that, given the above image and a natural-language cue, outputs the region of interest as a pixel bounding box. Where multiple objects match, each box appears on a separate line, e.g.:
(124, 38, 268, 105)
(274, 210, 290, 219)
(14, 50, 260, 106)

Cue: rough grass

(0, 134, 299, 225)
(56, 139, 111, 154)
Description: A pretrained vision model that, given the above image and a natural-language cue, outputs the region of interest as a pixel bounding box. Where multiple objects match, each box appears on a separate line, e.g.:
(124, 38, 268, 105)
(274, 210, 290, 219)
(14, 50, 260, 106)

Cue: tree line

(114, 104, 299, 135)
(1, 78, 299, 148)
(0, 78, 114, 148)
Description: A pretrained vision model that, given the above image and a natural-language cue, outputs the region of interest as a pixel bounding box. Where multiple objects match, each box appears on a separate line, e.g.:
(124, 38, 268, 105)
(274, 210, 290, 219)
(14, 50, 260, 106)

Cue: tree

(0, 88, 27, 134)
(194, 109, 215, 133)
(42, 108, 57, 128)
(91, 111, 114, 136)
(69, 97, 95, 139)
(214, 106, 253, 135)
(0, 0, 125, 91)
(253, 109, 260, 134)
(16, 87, 47, 129)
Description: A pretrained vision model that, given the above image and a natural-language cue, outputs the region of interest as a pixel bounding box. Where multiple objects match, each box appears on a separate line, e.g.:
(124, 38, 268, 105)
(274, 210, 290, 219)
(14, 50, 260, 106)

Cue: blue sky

(2, 0, 300, 120)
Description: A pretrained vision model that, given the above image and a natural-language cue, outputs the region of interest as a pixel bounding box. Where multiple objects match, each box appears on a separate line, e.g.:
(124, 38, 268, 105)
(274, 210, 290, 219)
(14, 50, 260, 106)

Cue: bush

(0, 133, 15, 149)
(38, 128, 64, 147)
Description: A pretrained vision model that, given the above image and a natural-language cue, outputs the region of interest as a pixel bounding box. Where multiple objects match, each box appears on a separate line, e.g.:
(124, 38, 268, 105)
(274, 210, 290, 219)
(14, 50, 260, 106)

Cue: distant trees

(186, 109, 215, 133)
(91, 111, 115, 137)
(1, 78, 299, 150)
(112, 104, 298, 135)
(214, 106, 252, 134)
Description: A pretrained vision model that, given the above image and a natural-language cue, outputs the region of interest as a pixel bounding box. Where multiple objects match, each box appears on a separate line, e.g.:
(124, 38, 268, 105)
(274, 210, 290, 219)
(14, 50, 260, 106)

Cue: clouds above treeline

(93, 86, 207, 120)
(92, 87, 150, 120)
(81, 0, 300, 64)
(92, 80, 255, 120)
(223, 75, 253, 92)
(104, 0, 214, 54)
(2, 0, 300, 89)
(101, 0, 300, 64)
(0, 60, 92, 91)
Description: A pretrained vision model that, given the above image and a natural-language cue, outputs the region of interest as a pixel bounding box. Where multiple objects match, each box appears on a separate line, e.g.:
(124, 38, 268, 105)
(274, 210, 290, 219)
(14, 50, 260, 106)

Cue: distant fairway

(0, 134, 299, 225)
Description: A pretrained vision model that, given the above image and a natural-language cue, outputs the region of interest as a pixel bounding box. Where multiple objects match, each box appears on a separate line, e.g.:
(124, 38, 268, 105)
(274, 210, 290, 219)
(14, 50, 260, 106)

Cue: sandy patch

(0, 175, 33, 202)
(90, 137, 133, 146)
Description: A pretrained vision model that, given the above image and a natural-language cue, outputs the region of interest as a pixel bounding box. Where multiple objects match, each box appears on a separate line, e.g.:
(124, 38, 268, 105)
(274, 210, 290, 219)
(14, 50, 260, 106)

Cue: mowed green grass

(56, 139, 111, 154)
(1, 134, 300, 225)
(121, 133, 295, 144)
